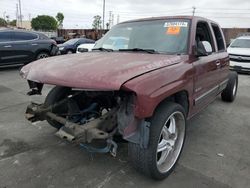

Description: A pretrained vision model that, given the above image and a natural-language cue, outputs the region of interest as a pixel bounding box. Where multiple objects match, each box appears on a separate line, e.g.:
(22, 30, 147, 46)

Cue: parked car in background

(0, 29, 58, 66)
(76, 43, 95, 53)
(58, 38, 95, 54)
(228, 36, 250, 73)
(50, 36, 65, 44)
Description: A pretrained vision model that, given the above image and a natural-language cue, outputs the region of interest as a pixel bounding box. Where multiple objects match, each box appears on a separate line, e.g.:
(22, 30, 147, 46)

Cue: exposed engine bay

(25, 88, 150, 156)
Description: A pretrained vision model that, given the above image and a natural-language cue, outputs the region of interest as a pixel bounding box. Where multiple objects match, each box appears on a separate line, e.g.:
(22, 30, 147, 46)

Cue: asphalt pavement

(0, 67, 249, 188)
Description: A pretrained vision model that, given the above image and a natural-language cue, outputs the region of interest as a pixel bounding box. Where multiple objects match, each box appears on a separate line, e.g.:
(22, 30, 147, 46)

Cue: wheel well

(35, 50, 50, 57)
(156, 91, 189, 116)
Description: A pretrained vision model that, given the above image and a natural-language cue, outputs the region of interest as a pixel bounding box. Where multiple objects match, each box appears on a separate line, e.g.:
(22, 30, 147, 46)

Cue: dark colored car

(0, 29, 58, 66)
(58, 38, 95, 54)
(50, 36, 65, 44)
(20, 16, 238, 180)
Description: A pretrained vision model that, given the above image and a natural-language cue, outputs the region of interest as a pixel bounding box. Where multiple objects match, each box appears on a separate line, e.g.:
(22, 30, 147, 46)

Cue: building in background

(222, 28, 250, 45)
(57, 29, 109, 40)
(16, 20, 31, 30)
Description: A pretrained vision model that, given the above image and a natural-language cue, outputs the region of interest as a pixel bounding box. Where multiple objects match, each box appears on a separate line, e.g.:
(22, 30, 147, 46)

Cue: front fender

(122, 62, 194, 118)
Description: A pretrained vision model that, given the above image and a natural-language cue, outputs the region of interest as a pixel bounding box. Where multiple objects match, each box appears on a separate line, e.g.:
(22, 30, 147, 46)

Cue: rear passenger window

(0, 32, 13, 42)
(212, 25, 225, 51)
(195, 22, 215, 52)
(13, 32, 38, 41)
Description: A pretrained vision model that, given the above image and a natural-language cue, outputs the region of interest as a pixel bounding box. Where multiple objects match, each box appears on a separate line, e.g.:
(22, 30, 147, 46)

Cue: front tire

(128, 102, 186, 180)
(67, 50, 73, 54)
(221, 71, 238, 102)
(44, 86, 71, 129)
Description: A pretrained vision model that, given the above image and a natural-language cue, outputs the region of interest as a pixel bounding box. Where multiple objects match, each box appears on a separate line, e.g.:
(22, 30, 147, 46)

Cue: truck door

(211, 24, 229, 92)
(192, 21, 221, 110)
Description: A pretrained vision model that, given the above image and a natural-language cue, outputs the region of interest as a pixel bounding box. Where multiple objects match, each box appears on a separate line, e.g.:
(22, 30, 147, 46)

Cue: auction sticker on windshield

(164, 22, 188, 27)
(164, 21, 188, 35)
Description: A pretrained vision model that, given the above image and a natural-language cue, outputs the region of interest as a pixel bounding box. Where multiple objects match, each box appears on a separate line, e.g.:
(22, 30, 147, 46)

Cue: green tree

(31, 15, 57, 31)
(92, 15, 102, 30)
(56, 12, 64, 28)
(0, 18, 7, 27)
(9, 20, 16, 27)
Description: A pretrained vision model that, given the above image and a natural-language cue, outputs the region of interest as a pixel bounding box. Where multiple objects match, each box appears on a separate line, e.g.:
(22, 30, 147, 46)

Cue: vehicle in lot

(0, 29, 58, 66)
(228, 35, 250, 73)
(76, 43, 95, 53)
(58, 38, 95, 54)
(50, 36, 65, 44)
(20, 16, 238, 180)
(101, 36, 129, 50)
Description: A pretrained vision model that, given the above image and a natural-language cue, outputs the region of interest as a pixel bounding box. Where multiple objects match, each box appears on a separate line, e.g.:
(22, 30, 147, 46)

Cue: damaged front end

(25, 88, 150, 156)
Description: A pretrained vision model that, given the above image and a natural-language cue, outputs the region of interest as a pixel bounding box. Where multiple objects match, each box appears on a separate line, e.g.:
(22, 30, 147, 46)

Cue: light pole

(103, 0, 105, 31)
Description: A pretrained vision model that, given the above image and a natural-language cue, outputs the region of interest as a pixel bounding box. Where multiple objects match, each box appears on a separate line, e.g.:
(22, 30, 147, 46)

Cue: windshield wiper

(92, 47, 113, 52)
(118, 48, 159, 54)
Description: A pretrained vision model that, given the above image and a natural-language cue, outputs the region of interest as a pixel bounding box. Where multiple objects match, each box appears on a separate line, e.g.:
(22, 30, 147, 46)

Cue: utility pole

(3, 11, 6, 21)
(102, 0, 105, 30)
(108, 11, 112, 28)
(117, 14, 120, 24)
(111, 13, 114, 27)
(192, 6, 196, 16)
(16, 4, 19, 27)
(18, 0, 22, 27)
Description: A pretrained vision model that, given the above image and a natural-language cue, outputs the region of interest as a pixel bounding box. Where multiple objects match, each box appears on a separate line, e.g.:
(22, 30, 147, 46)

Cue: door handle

(31, 43, 38, 46)
(215, 60, 221, 68)
(3, 45, 12, 48)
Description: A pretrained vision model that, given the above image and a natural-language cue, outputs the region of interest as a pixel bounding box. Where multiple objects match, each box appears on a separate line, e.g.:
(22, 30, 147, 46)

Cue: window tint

(195, 22, 215, 52)
(212, 25, 225, 51)
(0, 31, 13, 42)
(13, 32, 38, 41)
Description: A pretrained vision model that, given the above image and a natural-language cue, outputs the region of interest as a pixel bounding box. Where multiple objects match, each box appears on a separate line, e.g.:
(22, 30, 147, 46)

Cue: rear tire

(44, 86, 71, 129)
(67, 50, 73, 54)
(221, 71, 238, 102)
(36, 52, 49, 59)
(128, 102, 186, 180)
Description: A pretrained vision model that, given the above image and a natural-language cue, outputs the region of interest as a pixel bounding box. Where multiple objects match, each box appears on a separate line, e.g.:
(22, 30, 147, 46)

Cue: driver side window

(195, 22, 215, 53)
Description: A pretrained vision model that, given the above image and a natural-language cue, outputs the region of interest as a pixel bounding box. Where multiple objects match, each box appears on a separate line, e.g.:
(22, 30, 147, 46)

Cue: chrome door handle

(3, 45, 12, 48)
(31, 43, 38, 46)
(215, 60, 221, 68)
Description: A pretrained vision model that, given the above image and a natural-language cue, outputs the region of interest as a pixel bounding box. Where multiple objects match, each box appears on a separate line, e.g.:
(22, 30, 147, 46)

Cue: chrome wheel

(232, 80, 237, 96)
(37, 53, 49, 59)
(156, 111, 185, 173)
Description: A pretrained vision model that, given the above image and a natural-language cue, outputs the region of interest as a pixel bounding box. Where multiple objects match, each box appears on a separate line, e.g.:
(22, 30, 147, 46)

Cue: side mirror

(196, 41, 213, 56)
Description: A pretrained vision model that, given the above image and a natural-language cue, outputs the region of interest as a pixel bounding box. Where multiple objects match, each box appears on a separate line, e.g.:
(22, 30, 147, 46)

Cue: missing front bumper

(25, 102, 116, 144)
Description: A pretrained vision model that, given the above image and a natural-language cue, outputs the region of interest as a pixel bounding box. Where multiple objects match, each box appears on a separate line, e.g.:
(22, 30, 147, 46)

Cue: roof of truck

(120, 15, 216, 25)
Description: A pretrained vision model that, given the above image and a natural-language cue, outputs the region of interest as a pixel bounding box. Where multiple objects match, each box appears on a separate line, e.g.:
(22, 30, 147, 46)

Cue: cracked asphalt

(0, 67, 249, 188)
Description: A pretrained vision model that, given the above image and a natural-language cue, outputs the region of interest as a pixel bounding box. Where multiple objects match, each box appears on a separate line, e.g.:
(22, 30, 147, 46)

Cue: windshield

(63, 38, 79, 45)
(94, 19, 190, 54)
(230, 39, 250, 48)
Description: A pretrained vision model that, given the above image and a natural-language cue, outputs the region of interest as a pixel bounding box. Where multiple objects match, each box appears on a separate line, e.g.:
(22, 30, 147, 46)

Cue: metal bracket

(80, 138, 118, 157)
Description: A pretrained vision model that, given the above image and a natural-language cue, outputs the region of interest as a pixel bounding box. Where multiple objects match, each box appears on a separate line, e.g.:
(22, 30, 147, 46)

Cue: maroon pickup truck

(20, 16, 238, 180)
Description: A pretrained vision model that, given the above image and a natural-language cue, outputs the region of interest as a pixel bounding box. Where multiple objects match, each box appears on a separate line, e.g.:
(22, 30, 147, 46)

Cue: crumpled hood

(21, 52, 184, 90)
